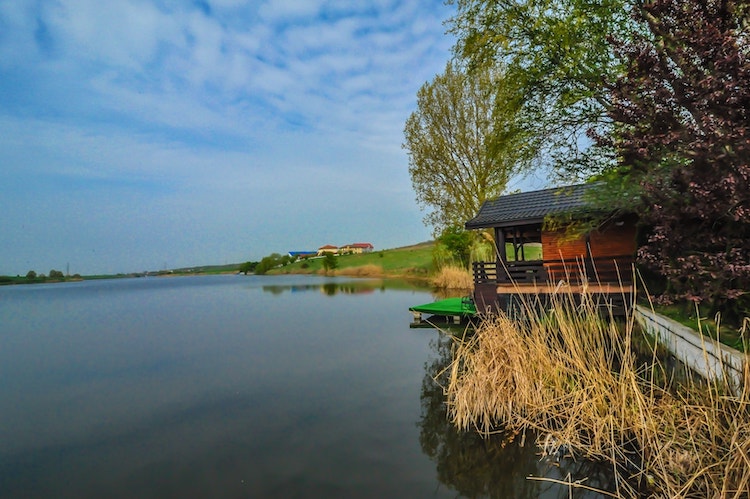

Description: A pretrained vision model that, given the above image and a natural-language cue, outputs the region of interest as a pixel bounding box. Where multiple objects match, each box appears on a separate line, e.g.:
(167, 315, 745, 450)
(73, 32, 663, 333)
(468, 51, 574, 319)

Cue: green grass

(0, 245, 433, 285)
(0, 275, 27, 285)
(268, 242, 435, 278)
(505, 242, 542, 261)
(0, 275, 78, 285)
(172, 264, 240, 274)
(651, 302, 749, 352)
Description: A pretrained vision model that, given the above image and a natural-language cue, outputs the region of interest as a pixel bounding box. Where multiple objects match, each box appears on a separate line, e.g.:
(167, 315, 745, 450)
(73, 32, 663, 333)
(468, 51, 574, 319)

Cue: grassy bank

(446, 292, 750, 497)
(0, 243, 434, 285)
(267, 242, 435, 279)
(650, 302, 749, 352)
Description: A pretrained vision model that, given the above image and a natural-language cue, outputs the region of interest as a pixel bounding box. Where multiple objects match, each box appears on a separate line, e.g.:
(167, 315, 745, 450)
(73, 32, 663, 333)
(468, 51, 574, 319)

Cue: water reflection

(418, 332, 619, 498)
(262, 279, 386, 296)
(263, 279, 386, 296)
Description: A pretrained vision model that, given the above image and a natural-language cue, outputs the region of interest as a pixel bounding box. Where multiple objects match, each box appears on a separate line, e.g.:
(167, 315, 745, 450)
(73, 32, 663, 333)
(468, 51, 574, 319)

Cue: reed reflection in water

(418, 332, 620, 498)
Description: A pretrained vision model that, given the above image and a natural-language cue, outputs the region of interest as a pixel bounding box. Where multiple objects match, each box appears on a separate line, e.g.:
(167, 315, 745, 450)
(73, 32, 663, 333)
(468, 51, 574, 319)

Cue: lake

(0, 275, 613, 498)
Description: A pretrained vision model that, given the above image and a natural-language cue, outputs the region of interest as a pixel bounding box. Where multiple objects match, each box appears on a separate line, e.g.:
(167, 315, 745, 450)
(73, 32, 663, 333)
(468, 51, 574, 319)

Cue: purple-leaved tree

(600, 0, 750, 315)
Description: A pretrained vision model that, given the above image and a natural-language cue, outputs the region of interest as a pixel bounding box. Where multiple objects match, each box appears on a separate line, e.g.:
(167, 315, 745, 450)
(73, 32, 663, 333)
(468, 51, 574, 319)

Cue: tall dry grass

(445, 291, 750, 497)
(431, 265, 474, 290)
(332, 264, 383, 277)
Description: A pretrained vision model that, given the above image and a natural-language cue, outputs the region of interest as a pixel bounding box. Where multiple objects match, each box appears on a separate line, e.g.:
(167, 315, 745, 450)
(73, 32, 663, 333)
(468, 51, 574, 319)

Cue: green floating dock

(409, 297, 476, 317)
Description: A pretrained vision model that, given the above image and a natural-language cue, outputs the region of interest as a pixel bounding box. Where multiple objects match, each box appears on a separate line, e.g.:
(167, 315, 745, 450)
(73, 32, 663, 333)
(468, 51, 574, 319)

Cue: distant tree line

(6, 269, 78, 284)
(26, 269, 65, 280)
(239, 251, 342, 275)
(240, 253, 301, 275)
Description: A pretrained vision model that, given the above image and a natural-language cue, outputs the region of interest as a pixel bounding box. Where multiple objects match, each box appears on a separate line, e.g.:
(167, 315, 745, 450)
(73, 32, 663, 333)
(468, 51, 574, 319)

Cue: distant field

(0, 243, 435, 285)
(268, 242, 435, 278)
(172, 264, 241, 274)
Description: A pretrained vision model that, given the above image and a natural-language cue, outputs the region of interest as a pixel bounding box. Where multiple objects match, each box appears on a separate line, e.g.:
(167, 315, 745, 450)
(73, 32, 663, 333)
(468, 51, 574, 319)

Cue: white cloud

(0, 0, 453, 273)
(4, 0, 452, 146)
(257, 0, 324, 23)
(43, 0, 169, 70)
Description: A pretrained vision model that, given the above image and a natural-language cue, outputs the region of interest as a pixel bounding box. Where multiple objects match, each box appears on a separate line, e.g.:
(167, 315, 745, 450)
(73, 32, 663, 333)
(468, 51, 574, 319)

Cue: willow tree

(403, 61, 531, 236)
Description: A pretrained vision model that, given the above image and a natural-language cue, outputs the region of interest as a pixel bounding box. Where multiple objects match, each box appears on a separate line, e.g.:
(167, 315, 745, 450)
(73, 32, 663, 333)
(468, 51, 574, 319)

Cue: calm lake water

(0, 275, 613, 498)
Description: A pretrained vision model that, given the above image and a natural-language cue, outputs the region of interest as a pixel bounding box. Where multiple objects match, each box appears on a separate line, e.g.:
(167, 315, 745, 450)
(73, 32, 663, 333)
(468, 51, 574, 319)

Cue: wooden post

(495, 227, 506, 263)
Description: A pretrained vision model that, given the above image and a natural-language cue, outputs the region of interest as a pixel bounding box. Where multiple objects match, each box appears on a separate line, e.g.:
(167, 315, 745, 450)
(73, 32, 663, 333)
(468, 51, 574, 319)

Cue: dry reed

(333, 264, 384, 277)
(445, 291, 750, 497)
(431, 265, 474, 290)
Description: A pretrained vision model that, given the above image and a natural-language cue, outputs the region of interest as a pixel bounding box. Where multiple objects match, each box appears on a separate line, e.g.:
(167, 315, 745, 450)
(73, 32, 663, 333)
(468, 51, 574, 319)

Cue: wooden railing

(472, 255, 634, 285)
(471, 260, 543, 284)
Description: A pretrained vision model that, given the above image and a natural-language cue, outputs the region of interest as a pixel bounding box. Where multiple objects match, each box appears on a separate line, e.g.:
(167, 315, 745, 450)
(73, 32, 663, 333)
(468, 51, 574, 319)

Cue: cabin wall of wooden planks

(541, 219, 637, 262)
(542, 231, 587, 281)
(541, 230, 588, 262)
(589, 220, 637, 259)
(541, 219, 637, 282)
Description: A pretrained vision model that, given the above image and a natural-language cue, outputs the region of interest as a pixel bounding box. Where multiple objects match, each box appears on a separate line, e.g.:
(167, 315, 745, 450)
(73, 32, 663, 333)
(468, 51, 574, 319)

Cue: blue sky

(0, 0, 544, 276)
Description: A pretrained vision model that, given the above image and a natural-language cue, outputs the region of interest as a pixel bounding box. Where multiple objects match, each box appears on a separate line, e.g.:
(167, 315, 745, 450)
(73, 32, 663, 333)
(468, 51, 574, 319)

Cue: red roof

(318, 244, 338, 249)
(349, 243, 373, 248)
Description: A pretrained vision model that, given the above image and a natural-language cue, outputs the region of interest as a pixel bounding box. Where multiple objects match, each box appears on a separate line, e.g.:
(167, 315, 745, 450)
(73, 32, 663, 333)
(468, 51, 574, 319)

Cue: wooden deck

(472, 257, 634, 317)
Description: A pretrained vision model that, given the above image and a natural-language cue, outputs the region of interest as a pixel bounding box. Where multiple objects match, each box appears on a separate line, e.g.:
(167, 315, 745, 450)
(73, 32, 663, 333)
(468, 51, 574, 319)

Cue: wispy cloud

(0, 0, 453, 274)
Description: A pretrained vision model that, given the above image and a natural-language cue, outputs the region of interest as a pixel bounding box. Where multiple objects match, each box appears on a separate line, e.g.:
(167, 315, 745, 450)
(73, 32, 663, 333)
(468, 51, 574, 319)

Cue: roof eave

(465, 216, 545, 230)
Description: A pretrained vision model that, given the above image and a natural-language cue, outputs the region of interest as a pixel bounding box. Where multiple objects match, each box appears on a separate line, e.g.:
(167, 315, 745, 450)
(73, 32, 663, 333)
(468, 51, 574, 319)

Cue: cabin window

(500, 225, 543, 262)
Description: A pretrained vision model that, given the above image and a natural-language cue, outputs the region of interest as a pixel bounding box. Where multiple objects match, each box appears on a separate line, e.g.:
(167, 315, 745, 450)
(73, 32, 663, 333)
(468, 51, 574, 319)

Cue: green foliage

(447, 0, 633, 177)
(238, 261, 256, 275)
(449, 0, 749, 316)
(431, 243, 453, 270)
(596, 0, 750, 315)
(434, 226, 473, 268)
(25, 270, 36, 280)
(469, 237, 494, 264)
(403, 61, 530, 236)
(49, 269, 64, 280)
(321, 253, 338, 272)
(254, 253, 283, 275)
(267, 243, 435, 277)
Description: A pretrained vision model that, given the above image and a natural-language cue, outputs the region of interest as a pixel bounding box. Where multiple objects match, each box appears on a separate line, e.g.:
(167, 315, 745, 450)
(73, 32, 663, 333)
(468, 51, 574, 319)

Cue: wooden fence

(472, 255, 634, 286)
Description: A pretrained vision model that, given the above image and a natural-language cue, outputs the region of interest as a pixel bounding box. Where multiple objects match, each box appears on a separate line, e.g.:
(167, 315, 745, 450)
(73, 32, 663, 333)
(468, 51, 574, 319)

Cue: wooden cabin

(465, 184, 637, 316)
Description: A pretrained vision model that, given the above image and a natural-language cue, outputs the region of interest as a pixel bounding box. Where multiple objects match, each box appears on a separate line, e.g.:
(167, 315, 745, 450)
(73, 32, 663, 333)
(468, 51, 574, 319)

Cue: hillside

(266, 242, 435, 278)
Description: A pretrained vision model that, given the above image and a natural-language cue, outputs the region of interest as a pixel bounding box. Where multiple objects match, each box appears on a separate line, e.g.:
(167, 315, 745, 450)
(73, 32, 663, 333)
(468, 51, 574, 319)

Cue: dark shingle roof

(465, 184, 594, 229)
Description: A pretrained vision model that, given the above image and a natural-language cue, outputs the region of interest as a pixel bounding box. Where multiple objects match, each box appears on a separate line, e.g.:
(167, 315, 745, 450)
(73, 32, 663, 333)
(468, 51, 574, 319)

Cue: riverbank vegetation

(431, 265, 473, 290)
(0, 243, 436, 285)
(266, 242, 434, 279)
(654, 302, 750, 353)
(446, 291, 750, 497)
(0, 269, 81, 285)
